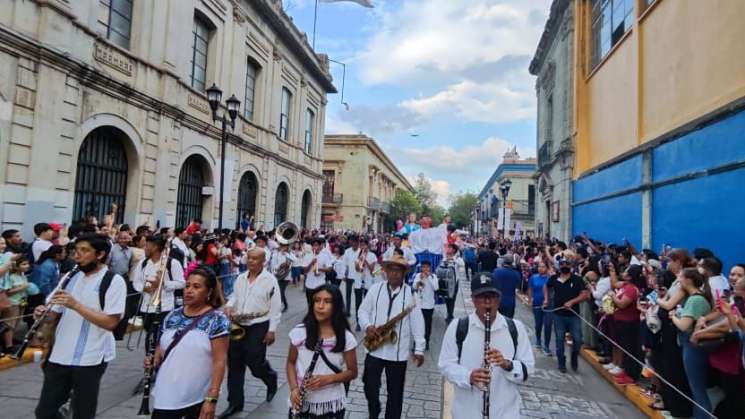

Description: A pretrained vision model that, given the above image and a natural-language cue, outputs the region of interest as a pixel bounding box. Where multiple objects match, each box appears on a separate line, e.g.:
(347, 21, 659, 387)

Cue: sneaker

(609, 366, 624, 376)
(614, 372, 634, 385)
(603, 362, 617, 370)
(543, 348, 553, 356)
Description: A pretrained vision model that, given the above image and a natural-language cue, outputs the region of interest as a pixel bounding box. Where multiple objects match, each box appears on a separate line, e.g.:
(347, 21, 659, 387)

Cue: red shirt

(205, 243, 219, 265)
(613, 283, 640, 322)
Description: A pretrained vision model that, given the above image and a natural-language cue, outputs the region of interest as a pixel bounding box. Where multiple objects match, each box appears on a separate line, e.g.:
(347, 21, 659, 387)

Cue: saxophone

(362, 301, 418, 351)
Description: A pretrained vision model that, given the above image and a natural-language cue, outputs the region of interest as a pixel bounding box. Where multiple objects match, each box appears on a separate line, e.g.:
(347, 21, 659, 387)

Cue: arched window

(236, 171, 258, 228)
(274, 182, 289, 227)
(73, 127, 129, 223)
(300, 190, 312, 228)
(176, 155, 207, 228)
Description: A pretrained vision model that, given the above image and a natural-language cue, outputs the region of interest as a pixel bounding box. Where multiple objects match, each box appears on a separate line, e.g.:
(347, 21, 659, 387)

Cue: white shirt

(438, 313, 535, 419)
(270, 250, 296, 279)
(382, 246, 417, 268)
(226, 269, 282, 332)
(292, 249, 306, 267)
(288, 326, 357, 414)
(172, 238, 190, 268)
(32, 239, 53, 261)
(413, 272, 439, 309)
(132, 258, 185, 313)
(305, 251, 332, 290)
(352, 251, 378, 290)
(153, 309, 230, 409)
(332, 256, 347, 279)
(49, 267, 126, 366)
(358, 282, 426, 360)
(343, 247, 361, 282)
(409, 224, 447, 254)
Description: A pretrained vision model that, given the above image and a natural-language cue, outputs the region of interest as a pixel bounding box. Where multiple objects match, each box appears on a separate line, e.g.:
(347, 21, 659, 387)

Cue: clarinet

(292, 342, 322, 419)
(13, 266, 80, 359)
(138, 242, 171, 415)
(482, 310, 492, 419)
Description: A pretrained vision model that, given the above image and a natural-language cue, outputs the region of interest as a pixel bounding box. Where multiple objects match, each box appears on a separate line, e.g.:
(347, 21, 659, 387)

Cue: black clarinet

(138, 243, 171, 415)
(292, 342, 322, 419)
(483, 310, 492, 419)
(12, 266, 79, 359)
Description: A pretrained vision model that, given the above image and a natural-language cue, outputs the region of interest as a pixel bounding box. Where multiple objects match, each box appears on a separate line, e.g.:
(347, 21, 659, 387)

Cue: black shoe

(217, 405, 243, 419)
(266, 376, 278, 402)
(346, 312, 351, 317)
(558, 366, 567, 373)
(282, 305, 288, 313)
(355, 325, 361, 332)
(571, 354, 579, 372)
(425, 342, 430, 351)
(446, 316, 454, 324)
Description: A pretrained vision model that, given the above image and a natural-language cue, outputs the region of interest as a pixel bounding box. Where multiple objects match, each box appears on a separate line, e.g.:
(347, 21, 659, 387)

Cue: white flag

(320, 0, 374, 8)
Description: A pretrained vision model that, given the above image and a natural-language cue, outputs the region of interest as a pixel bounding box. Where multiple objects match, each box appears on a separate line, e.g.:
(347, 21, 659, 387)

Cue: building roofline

(250, 0, 337, 93)
(529, 0, 571, 75)
(478, 162, 537, 198)
(324, 135, 414, 192)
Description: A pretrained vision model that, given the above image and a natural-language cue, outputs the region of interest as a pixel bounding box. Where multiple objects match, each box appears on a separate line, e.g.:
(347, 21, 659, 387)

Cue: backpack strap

(98, 271, 116, 310)
(504, 317, 528, 382)
(456, 316, 469, 363)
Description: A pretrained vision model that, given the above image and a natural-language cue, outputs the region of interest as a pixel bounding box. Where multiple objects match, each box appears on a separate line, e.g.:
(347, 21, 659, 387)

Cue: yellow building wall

(573, 0, 745, 177)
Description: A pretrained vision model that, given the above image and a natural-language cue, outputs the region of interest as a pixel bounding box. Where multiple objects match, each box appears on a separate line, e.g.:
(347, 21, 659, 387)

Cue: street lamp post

(206, 83, 240, 232)
(499, 179, 512, 240)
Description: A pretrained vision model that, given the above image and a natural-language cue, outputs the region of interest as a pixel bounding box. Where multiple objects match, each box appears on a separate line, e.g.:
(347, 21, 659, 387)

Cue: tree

(448, 192, 479, 229)
(424, 204, 446, 225)
(413, 173, 436, 208)
(390, 189, 422, 224)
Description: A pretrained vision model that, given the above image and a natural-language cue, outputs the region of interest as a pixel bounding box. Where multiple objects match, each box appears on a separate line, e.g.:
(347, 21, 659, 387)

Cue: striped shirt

(49, 267, 126, 366)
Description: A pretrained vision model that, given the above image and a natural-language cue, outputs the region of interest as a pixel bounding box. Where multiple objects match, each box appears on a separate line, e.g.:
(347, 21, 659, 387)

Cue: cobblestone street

(1, 275, 645, 419)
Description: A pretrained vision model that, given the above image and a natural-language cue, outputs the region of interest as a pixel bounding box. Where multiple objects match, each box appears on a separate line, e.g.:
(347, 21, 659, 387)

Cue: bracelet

(204, 396, 218, 404)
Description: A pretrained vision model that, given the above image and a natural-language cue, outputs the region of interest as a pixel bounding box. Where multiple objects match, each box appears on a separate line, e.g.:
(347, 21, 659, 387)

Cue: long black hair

(303, 284, 350, 353)
(37, 245, 65, 265)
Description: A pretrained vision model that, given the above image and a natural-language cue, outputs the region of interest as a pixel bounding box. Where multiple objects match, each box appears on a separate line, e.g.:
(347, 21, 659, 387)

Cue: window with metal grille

(590, 0, 634, 69)
(304, 108, 315, 154)
(176, 155, 206, 229)
(190, 15, 211, 91)
(279, 87, 292, 141)
(236, 171, 258, 229)
(274, 183, 289, 227)
(73, 127, 129, 224)
(245, 60, 258, 121)
(99, 0, 133, 49)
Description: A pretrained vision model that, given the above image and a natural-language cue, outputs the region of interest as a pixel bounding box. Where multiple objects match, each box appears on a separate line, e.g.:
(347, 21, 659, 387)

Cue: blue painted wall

(573, 193, 643, 248)
(573, 155, 643, 203)
(573, 107, 745, 270)
(652, 167, 745, 269)
(653, 111, 745, 182)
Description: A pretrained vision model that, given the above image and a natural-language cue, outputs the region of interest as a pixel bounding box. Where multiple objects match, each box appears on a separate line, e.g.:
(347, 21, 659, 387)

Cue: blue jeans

(553, 315, 582, 368)
(532, 307, 553, 350)
(679, 332, 712, 419)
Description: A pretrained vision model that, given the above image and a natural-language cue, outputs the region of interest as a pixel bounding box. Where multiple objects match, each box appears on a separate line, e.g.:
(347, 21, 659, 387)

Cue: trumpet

(355, 250, 367, 273)
(12, 266, 80, 359)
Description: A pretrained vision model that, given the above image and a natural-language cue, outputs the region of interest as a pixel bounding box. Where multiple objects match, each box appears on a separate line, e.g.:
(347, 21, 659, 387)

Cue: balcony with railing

(368, 196, 381, 210)
(538, 140, 553, 168)
(322, 193, 343, 205)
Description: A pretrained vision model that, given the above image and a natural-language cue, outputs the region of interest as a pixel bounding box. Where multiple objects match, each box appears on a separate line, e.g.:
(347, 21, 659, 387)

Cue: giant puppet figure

(409, 215, 448, 284)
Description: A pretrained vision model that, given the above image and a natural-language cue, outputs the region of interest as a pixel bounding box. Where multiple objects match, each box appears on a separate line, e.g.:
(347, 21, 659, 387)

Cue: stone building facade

(0, 0, 335, 237)
(322, 135, 413, 233)
(529, 0, 574, 241)
(476, 148, 536, 238)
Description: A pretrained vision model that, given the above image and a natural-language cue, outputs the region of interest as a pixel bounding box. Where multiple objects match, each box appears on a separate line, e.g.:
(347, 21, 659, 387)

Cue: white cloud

(357, 0, 548, 84)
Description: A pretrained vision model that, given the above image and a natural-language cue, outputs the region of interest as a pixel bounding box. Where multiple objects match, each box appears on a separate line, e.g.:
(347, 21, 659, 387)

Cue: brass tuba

(275, 221, 299, 246)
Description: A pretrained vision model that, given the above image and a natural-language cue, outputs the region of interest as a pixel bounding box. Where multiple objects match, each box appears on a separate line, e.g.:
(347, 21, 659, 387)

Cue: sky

(283, 0, 552, 205)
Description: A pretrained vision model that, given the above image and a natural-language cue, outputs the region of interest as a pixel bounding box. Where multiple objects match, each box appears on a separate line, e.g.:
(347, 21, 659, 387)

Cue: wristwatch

(204, 396, 218, 404)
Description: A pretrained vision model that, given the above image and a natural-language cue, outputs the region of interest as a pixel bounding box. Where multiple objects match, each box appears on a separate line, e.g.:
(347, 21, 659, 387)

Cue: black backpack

(97, 271, 129, 340)
(455, 315, 525, 382)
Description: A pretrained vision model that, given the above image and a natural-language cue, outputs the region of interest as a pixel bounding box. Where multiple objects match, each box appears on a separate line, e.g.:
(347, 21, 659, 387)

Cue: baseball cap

(471, 273, 501, 297)
(49, 223, 62, 232)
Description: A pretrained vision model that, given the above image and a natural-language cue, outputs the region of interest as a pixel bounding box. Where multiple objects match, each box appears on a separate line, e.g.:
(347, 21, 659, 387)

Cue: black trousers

(344, 279, 354, 315)
(151, 402, 203, 419)
(354, 288, 367, 324)
(227, 321, 277, 407)
(278, 280, 289, 310)
(444, 282, 459, 320)
(363, 355, 407, 419)
(421, 308, 434, 346)
(35, 362, 108, 419)
(305, 288, 316, 307)
(498, 305, 515, 318)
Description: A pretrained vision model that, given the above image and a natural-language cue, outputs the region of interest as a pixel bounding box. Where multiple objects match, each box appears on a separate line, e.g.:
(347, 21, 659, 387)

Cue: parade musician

(358, 254, 425, 419)
(219, 248, 282, 419)
(438, 274, 535, 418)
(34, 234, 127, 419)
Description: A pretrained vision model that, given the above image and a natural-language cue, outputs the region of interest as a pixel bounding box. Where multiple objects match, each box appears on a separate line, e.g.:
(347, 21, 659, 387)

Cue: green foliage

(390, 189, 422, 222)
(413, 173, 436, 208)
(448, 192, 478, 229)
(424, 204, 446, 225)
